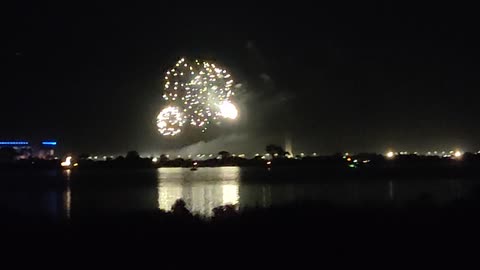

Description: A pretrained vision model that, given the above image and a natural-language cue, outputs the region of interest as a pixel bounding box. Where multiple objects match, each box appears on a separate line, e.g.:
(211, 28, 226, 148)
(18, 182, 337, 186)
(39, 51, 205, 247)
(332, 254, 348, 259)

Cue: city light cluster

(157, 58, 238, 136)
(385, 150, 464, 159)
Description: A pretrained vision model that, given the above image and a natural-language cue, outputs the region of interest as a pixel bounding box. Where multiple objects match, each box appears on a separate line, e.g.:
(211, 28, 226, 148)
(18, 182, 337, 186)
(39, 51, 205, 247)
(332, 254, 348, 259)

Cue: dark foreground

(2, 201, 480, 269)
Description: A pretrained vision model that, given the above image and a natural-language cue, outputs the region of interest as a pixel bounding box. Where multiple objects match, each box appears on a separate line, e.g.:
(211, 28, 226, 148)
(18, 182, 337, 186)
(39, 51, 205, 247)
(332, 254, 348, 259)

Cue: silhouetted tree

(266, 144, 287, 158)
(218, 151, 231, 159)
(126, 151, 140, 160)
(171, 199, 191, 216)
(160, 154, 169, 163)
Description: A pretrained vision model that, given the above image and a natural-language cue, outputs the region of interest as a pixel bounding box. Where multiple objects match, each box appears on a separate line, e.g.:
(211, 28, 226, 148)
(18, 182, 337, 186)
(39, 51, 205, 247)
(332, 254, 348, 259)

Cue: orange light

(61, 156, 72, 167)
(346, 157, 352, 162)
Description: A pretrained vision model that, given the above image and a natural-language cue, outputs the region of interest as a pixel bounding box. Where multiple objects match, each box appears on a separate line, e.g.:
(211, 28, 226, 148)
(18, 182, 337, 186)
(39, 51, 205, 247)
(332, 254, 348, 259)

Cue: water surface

(1, 167, 479, 218)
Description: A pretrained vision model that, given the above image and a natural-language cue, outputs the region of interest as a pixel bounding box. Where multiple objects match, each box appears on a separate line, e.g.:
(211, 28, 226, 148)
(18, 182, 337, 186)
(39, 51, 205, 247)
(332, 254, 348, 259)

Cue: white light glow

(61, 156, 72, 167)
(218, 101, 238, 119)
(222, 184, 239, 205)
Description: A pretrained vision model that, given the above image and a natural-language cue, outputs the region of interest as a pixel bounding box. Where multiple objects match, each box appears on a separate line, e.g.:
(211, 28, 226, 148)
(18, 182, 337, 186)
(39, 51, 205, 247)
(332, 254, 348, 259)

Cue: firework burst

(156, 106, 184, 136)
(157, 58, 238, 136)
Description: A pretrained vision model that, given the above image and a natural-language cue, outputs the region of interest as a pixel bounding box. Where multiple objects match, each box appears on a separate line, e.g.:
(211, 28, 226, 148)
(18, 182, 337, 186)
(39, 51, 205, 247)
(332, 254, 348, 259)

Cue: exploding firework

(156, 106, 184, 136)
(157, 58, 238, 136)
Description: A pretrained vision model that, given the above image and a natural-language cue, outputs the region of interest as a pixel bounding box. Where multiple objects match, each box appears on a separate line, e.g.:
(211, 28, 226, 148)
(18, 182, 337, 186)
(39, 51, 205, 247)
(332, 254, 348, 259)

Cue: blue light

(0, 141, 29, 145)
(42, 141, 57, 146)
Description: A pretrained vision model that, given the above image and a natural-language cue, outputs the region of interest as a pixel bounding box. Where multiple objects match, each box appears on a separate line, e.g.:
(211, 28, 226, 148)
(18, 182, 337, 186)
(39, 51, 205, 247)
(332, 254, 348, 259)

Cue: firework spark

(156, 106, 184, 136)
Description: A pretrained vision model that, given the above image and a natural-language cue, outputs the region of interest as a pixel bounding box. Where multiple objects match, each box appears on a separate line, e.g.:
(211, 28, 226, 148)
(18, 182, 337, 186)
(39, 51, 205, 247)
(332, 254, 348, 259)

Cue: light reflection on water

(2, 167, 480, 219)
(63, 169, 71, 219)
(157, 167, 240, 216)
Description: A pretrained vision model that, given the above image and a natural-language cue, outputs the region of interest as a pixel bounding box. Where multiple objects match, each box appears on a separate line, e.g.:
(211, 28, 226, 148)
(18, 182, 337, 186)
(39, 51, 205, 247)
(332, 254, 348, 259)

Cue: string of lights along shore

(156, 58, 239, 136)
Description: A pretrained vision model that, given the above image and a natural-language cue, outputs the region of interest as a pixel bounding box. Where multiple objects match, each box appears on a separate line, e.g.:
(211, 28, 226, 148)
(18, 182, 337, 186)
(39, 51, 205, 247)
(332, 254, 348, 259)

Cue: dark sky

(3, 2, 480, 155)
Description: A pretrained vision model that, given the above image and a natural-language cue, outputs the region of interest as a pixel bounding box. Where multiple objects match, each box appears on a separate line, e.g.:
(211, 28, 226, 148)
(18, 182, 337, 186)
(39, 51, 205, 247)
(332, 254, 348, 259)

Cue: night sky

(4, 2, 479, 156)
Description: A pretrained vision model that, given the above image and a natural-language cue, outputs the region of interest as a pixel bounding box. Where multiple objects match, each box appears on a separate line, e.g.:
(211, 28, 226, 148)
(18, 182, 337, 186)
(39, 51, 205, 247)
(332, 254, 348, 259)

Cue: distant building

(0, 141, 32, 160)
(0, 140, 57, 160)
(37, 141, 57, 159)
